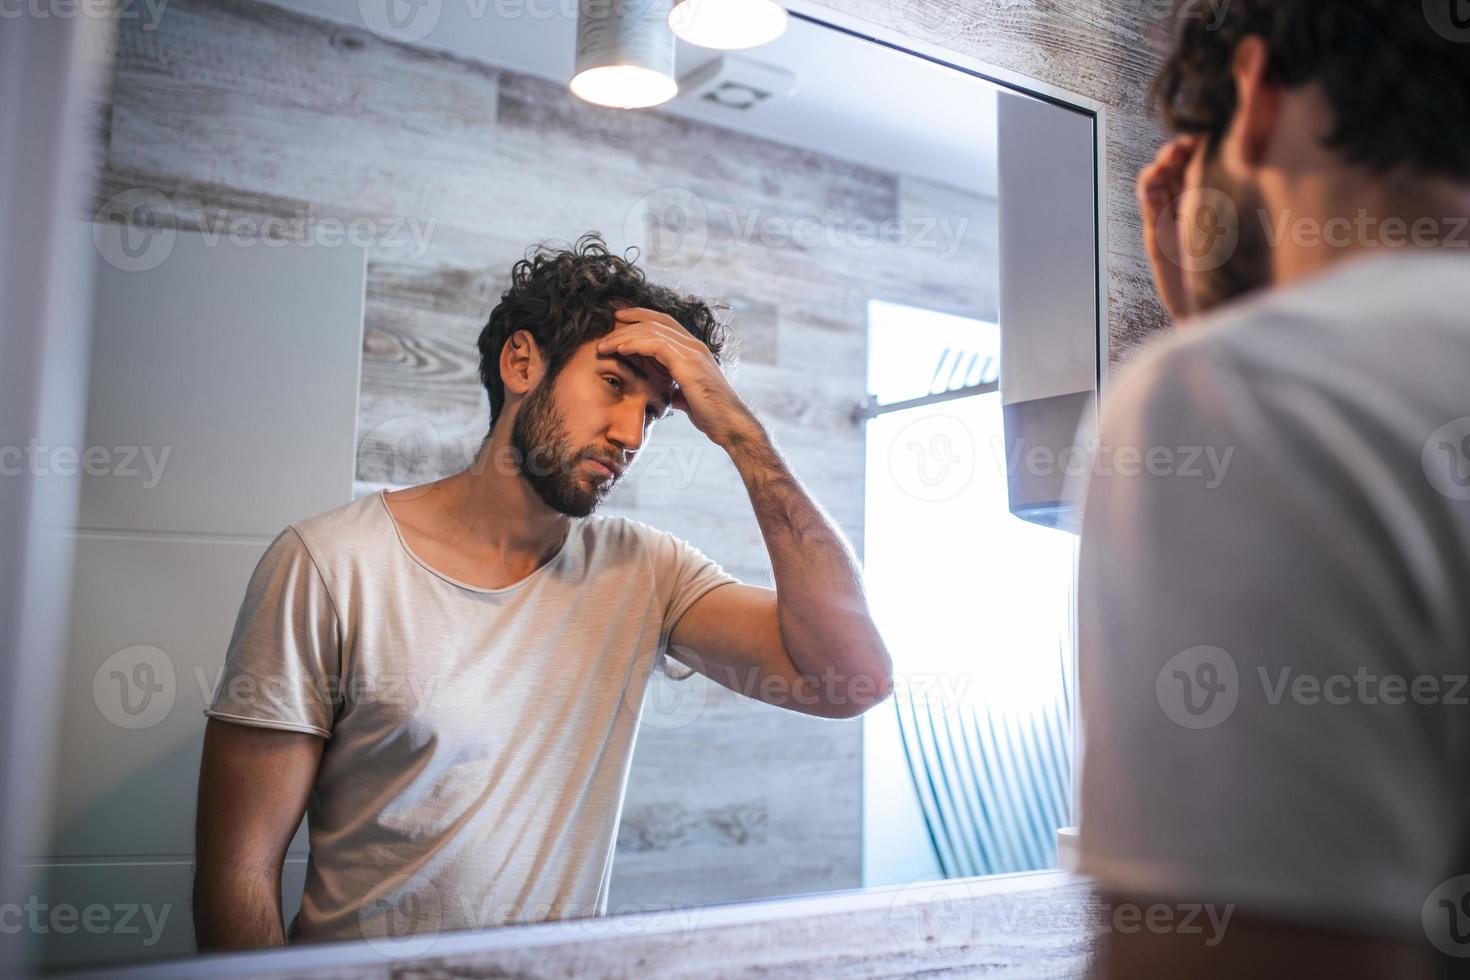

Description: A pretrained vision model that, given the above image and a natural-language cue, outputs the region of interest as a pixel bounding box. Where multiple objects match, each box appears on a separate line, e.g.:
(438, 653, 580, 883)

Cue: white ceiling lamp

(669, 0, 789, 50)
(570, 0, 678, 110)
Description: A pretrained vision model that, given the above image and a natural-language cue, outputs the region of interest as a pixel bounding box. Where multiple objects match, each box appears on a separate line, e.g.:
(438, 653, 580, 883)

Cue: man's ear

(499, 329, 540, 396)
(1224, 35, 1279, 170)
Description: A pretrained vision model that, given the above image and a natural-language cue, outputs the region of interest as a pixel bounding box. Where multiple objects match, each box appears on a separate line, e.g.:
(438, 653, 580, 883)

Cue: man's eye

(605, 374, 657, 422)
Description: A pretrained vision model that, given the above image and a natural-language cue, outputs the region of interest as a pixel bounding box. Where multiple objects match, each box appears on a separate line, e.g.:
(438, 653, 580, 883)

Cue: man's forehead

(600, 349, 675, 401)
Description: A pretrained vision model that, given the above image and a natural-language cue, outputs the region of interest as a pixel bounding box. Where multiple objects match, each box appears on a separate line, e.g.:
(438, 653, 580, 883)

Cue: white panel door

(29, 224, 365, 972)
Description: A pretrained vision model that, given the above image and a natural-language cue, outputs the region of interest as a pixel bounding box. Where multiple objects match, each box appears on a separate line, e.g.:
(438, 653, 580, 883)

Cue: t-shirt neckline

(375, 488, 578, 595)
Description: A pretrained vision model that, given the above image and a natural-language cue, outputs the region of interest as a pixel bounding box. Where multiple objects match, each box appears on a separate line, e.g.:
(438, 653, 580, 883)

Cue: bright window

(862, 299, 1078, 880)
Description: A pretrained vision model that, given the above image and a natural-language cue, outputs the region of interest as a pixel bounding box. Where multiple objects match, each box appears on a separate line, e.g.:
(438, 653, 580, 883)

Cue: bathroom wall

(93, 0, 1001, 914)
(820, 0, 1174, 366)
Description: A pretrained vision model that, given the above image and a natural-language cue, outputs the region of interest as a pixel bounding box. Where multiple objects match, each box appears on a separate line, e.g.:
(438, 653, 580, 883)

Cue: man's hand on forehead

(623, 350, 673, 387)
(598, 307, 754, 448)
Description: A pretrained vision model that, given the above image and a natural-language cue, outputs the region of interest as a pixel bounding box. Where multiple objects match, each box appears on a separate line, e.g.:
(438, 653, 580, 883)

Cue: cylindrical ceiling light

(570, 0, 678, 110)
(668, 0, 788, 50)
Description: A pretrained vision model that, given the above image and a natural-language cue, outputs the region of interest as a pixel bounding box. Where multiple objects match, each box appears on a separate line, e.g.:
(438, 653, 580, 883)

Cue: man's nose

(607, 403, 646, 454)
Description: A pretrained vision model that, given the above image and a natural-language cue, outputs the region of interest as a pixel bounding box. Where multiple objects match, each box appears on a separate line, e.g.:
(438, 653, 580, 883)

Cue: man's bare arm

(716, 415, 893, 711)
(193, 718, 324, 951)
(595, 309, 894, 715)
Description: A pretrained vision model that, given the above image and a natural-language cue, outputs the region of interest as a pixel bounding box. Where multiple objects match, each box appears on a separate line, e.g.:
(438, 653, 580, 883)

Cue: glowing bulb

(570, 65, 679, 109)
(570, 0, 678, 110)
(669, 0, 789, 50)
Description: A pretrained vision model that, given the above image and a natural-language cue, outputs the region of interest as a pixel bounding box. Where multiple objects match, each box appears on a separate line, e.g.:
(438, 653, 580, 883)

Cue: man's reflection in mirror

(193, 233, 894, 949)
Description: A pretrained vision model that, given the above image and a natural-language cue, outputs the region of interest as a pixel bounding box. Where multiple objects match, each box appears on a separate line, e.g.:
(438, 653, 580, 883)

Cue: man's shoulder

(578, 513, 667, 550)
(577, 514, 703, 573)
(1183, 252, 1468, 367)
(284, 490, 387, 563)
(1114, 252, 1470, 426)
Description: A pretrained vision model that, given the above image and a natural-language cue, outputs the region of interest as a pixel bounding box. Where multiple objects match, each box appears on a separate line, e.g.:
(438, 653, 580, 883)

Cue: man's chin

(567, 492, 604, 518)
(542, 482, 607, 519)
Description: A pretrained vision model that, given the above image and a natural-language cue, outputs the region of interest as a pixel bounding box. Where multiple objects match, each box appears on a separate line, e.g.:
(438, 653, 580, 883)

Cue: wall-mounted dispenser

(996, 92, 1099, 532)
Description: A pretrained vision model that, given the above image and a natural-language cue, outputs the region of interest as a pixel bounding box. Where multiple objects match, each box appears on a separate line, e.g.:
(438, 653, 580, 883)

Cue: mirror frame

(6, 3, 1111, 975)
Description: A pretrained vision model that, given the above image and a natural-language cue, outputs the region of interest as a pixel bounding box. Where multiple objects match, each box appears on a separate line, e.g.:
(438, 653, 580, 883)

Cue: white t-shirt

(204, 489, 738, 943)
(1077, 251, 1470, 939)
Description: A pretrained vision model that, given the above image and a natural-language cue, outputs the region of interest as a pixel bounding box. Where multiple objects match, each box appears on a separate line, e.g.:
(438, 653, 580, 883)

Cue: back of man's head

(1139, 1, 1470, 317)
(1155, 0, 1470, 179)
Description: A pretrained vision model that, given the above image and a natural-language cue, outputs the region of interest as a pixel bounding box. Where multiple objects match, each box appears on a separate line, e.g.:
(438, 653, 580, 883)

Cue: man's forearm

(193, 867, 287, 951)
(719, 414, 894, 710)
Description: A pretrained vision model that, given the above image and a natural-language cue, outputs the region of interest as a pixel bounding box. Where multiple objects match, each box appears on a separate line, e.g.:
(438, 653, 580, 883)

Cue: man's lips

(585, 459, 617, 480)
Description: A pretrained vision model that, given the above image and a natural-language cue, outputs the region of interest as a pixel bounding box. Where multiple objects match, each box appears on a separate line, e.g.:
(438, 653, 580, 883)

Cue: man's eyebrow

(603, 352, 673, 416)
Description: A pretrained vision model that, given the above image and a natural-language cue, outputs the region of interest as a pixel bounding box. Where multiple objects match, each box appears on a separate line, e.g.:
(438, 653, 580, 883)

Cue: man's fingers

(1138, 164, 1175, 211)
(602, 325, 698, 358)
(1137, 164, 1161, 199)
(1134, 136, 1199, 322)
(1163, 134, 1202, 178)
(1155, 134, 1198, 170)
(615, 306, 687, 334)
(1140, 164, 1172, 199)
(1139, 134, 1201, 215)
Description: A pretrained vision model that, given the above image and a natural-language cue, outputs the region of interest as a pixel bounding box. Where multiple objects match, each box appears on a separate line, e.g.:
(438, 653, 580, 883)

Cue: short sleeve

(204, 526, 342, 738)
(647, 527, 740, 677)
(1076, 337, 1466, 938)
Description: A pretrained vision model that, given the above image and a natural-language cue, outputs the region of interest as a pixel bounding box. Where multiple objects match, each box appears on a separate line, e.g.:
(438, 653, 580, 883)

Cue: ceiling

(263, 0, 1000, 196)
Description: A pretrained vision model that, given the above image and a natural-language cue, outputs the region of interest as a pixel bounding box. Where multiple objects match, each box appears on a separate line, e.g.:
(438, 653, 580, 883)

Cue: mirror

(25, 1, 1100, 971)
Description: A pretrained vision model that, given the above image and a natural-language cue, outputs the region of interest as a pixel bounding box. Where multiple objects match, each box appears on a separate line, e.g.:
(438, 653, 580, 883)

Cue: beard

(508, 371, 614, 519)
(1185, 152, 1274, 316)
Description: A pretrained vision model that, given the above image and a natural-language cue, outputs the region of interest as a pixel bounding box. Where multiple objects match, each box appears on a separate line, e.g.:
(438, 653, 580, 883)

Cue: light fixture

(570, 0, 678, 110)
(677, 55, 797, 112)
(668, 0, 789, 50)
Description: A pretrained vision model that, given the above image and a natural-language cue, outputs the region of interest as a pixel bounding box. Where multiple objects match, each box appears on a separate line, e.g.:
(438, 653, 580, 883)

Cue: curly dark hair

(1152, 0, 1470, 178)
(477, 233, 729, 433)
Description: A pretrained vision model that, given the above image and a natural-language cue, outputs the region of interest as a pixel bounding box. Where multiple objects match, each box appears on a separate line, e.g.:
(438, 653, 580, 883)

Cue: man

(1077, 2, 1470, 977)
(193, 234, 893, 949)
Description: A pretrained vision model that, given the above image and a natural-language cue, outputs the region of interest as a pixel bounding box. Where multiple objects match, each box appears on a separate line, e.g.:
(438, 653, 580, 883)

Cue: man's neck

(1267, 173, 1470, 289)
(436, 427, 571, 561)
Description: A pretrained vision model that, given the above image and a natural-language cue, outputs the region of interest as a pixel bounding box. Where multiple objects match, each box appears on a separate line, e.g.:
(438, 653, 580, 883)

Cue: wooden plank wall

(93, 0, 1008, 914)
(850, 0, 1175, 363)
